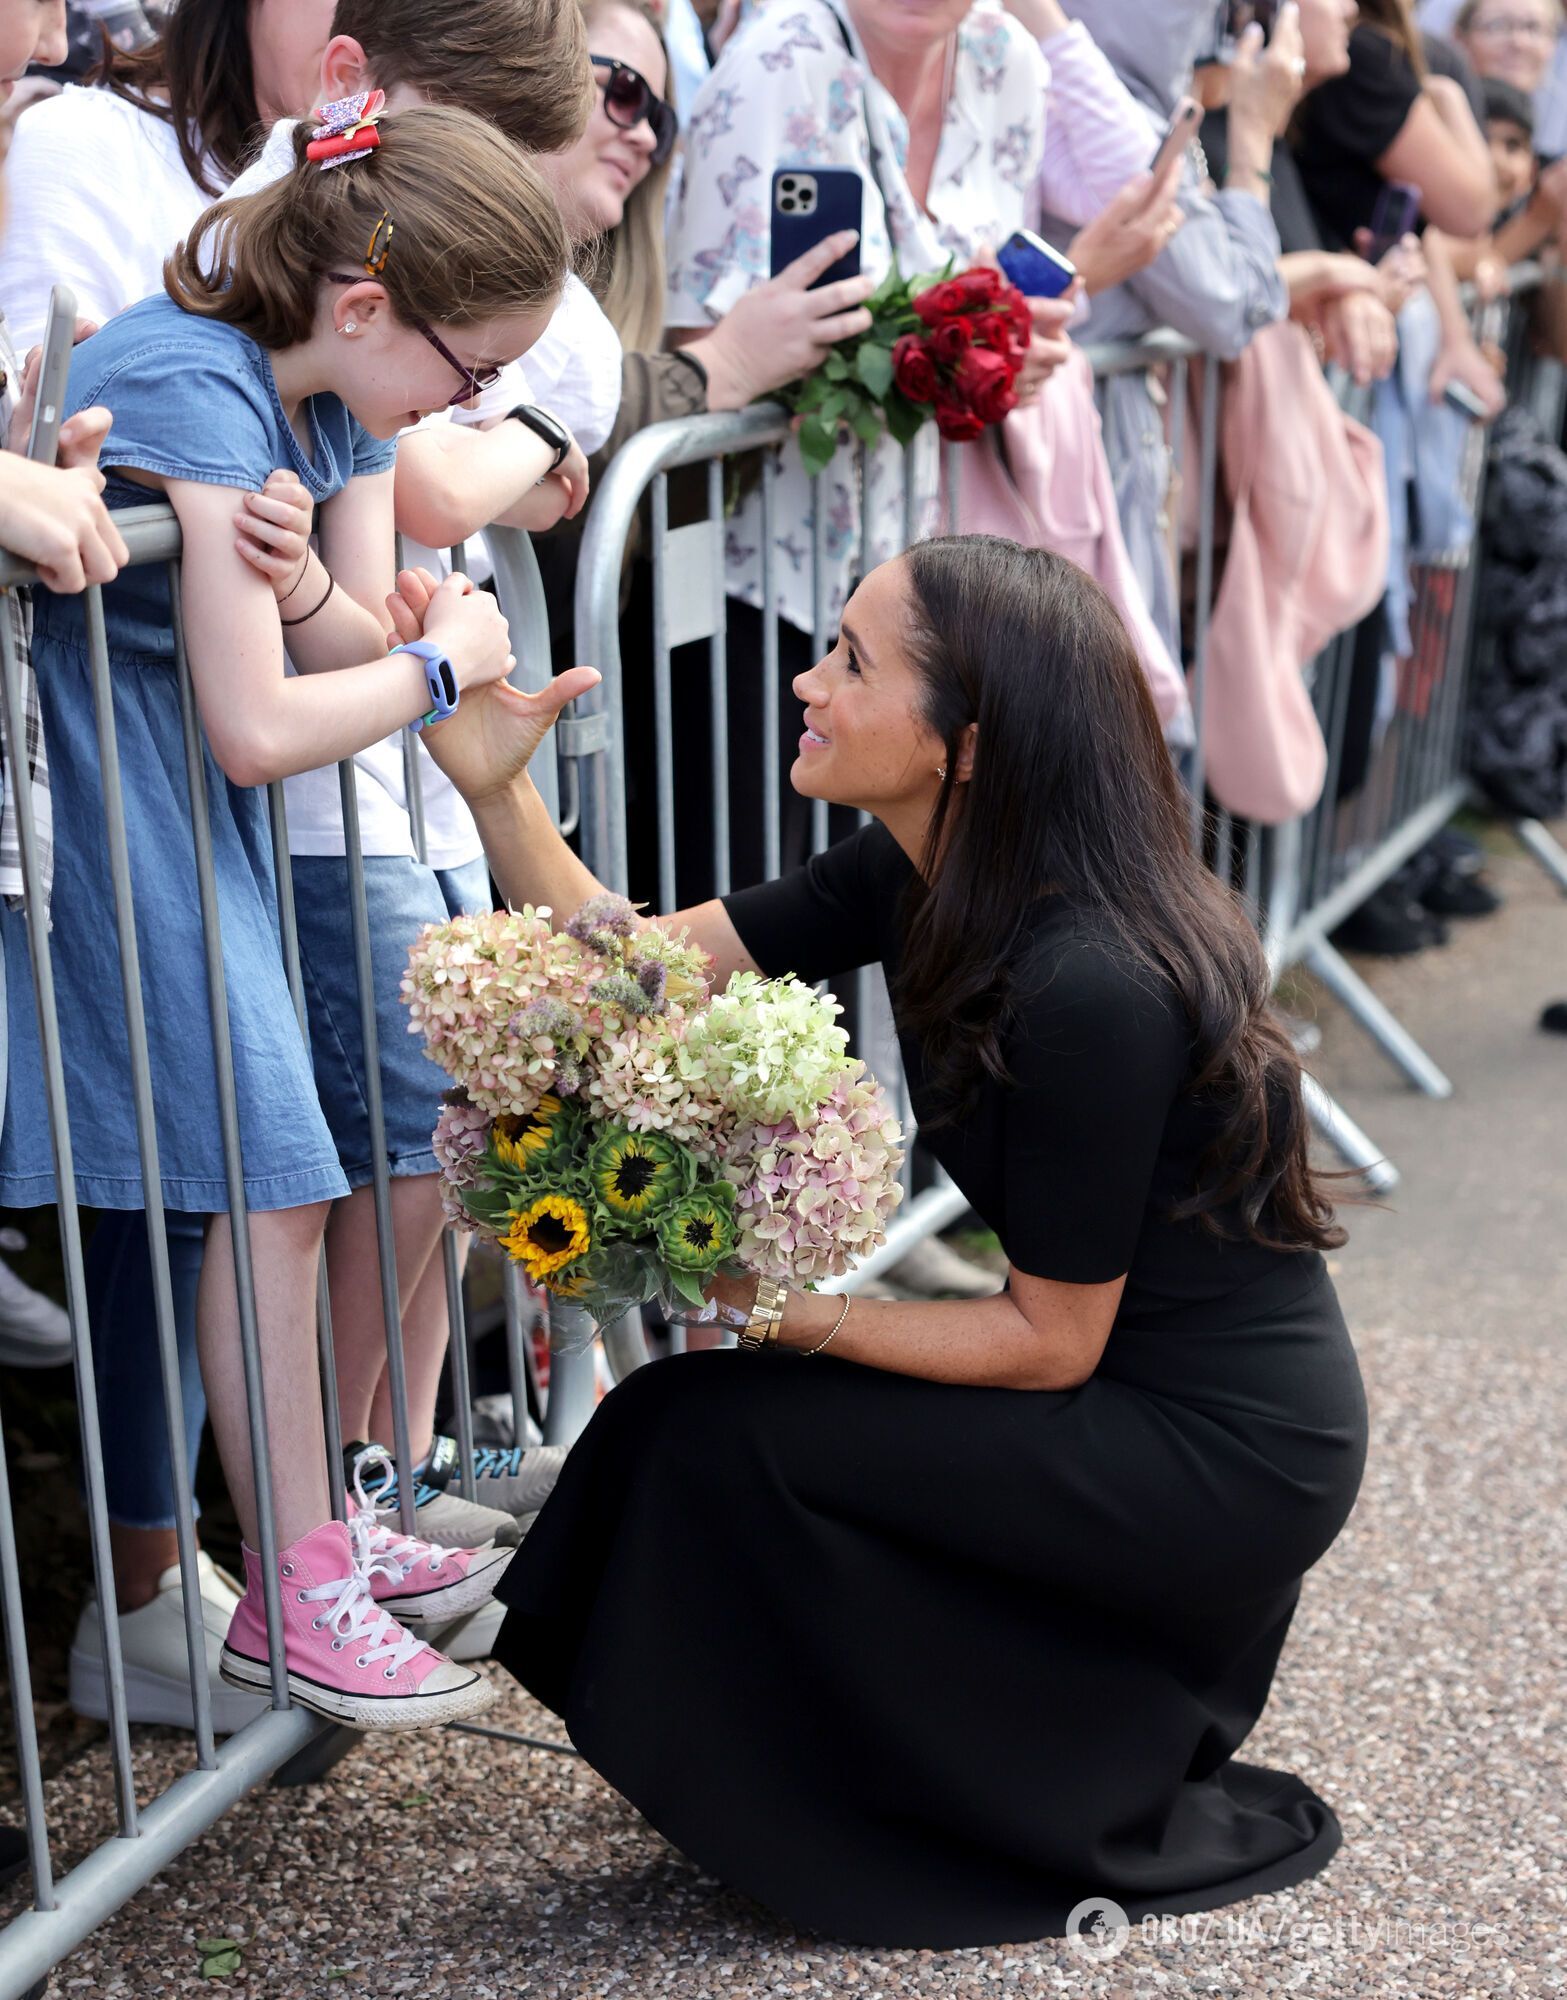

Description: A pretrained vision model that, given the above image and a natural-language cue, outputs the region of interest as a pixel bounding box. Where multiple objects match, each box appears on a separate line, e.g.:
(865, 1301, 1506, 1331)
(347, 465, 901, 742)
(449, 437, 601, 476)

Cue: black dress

(492, 827, 1370, 1947)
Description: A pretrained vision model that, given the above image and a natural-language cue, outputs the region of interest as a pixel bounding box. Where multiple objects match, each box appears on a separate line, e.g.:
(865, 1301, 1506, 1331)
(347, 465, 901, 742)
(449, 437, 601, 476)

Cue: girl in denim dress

(0, 105, 571, 1727)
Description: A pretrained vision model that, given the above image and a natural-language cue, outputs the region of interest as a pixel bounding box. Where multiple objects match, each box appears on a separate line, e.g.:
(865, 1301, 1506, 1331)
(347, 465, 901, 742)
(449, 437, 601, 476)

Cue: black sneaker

(1333, 886, 1448, 956)
(1419, 865, 1503, 918)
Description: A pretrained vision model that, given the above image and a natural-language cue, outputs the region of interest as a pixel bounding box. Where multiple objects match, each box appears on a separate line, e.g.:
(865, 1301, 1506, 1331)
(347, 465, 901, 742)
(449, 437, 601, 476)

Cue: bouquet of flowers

(786, 261, 1033, 476)
(402, 895, 905, 1348)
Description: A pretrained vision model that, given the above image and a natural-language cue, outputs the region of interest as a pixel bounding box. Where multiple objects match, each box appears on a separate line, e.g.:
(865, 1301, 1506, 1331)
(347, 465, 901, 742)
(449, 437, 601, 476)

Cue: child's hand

(234, 469, 314, 599)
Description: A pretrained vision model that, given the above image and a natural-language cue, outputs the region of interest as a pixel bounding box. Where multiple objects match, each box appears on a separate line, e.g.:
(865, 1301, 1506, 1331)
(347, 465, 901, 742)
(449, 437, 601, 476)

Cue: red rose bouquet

(785, 261, 1033, 476)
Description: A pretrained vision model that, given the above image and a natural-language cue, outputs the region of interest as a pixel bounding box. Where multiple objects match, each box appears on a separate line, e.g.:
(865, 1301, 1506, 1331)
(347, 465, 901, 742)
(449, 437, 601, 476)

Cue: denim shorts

(291, 855, 492, 1188)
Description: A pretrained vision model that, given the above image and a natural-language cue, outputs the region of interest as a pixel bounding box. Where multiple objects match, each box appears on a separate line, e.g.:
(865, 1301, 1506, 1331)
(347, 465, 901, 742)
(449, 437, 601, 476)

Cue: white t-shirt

(0, 85, 209, 352)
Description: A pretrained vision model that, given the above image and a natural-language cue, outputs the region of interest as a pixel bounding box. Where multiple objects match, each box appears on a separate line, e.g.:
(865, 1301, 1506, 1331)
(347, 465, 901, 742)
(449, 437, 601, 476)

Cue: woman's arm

(709, 1263, 1120, 1388)
(392, 420, 581, 548)
(1377, 88, 1497, 239)
(394, 564, 762, 978)
(1423, 227, 1507, 414)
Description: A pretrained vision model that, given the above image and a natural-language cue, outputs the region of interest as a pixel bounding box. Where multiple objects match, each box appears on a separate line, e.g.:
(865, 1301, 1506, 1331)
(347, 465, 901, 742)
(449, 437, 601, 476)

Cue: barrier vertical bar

(1186, 354, 1221, 848)
(442, 1235, 477, 1500)
(171, 565, 289, 1709)
(0, 1399, 54, 1909)
(649, 473, 677, 911)
(336, 759, 418, 1538)
(0, 603, 66, 1896)
(267, 780, 346, 1527)
(761, 449, 781, 881)
(708, 459, 731, 896)
(86, 585, 216, 1767)
(810, 471, 830, 854)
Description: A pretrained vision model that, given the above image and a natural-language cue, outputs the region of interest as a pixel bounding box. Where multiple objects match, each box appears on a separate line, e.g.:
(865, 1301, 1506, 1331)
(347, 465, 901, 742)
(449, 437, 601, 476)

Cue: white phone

(1149, 97, 1203, 181)
(27, 283, 78, 466)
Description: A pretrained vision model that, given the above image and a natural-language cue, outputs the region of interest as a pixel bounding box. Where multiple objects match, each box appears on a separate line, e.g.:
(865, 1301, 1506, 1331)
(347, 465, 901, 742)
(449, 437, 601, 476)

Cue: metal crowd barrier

(0, 510, 602, 1997)
(1, 286, 1566, 1996)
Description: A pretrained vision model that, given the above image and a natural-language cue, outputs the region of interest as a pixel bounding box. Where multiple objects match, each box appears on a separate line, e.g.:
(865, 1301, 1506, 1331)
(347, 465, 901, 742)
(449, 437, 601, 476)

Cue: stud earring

(341, 320, 358, 334)
(937, 763, 947, 780)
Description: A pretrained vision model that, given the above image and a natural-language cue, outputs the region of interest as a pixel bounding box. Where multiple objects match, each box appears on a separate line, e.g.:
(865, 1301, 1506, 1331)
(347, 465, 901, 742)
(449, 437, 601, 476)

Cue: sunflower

(501, 1193, 591, 1283)
(657, 1183, 738, 1274)
(588, 1126, 692, 1230)
(493, 1095, 564, 1171)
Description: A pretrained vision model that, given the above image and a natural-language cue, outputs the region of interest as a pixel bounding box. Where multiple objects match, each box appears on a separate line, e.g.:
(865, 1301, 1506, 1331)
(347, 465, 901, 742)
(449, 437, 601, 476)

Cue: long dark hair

(97, 0, 262, 195)
(896, 536, 1344, 1255)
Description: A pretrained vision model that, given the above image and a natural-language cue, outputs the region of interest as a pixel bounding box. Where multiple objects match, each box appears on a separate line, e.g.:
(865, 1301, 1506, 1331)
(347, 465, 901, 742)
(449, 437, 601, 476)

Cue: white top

(0, 85, 209, 352)
(665, 0, 1048, 635)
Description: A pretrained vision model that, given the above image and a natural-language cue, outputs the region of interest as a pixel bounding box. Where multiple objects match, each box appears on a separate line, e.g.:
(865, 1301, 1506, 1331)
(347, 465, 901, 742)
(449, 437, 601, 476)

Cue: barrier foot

(1302, 1073, 1399, 1193)
(1304, 940, 1454, 1099)
(270, 1724, 358, 1789)
(1513, 817, 1567, 895)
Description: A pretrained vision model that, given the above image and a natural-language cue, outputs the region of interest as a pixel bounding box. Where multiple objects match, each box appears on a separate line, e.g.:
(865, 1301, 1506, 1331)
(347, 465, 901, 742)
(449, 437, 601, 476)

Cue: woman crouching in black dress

(408, 533, 1370, 1949)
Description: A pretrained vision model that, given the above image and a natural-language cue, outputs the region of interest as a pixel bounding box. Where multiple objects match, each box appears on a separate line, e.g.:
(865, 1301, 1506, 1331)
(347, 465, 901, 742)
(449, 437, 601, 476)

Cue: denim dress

(0, 295, 396, 1213)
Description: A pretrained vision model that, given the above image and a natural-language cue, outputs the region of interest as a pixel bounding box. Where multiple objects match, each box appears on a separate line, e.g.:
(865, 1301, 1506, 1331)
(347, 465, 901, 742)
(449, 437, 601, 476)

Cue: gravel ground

(3, 829, 1565, 1999)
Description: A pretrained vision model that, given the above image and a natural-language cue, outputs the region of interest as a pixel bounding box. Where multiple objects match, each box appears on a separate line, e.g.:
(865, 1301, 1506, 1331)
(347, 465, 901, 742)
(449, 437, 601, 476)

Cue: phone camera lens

(780, 196, 796, 211)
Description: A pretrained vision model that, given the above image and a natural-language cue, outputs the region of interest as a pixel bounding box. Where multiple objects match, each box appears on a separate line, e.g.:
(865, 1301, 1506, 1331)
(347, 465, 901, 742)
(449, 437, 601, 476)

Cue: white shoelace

(298, 1559, 430, 1676)
(348, 1443, 452, 1581)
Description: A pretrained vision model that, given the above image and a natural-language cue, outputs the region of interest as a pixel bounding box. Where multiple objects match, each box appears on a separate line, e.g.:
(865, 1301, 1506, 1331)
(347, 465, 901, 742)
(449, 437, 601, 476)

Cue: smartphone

(1442, 379, 1492, 422)
(1363, 181, 1421, 263)
(1149, 97, 1203, 180)
(769, 168, 862, 289)
(26, 283, 78, 466)
(998, 229, 1076, 299)
(1199, 0, 1279, 62)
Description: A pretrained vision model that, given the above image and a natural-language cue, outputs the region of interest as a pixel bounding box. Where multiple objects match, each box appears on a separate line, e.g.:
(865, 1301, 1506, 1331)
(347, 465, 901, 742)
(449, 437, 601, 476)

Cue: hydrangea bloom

(682, 973, 852, 1126)
(725, 1074, 905, 1285)
(587, 1010, 734, 1149)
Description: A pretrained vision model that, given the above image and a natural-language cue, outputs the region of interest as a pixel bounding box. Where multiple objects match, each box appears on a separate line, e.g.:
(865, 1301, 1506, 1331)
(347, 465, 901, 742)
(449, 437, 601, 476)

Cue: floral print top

(665, 0, 1047, 635)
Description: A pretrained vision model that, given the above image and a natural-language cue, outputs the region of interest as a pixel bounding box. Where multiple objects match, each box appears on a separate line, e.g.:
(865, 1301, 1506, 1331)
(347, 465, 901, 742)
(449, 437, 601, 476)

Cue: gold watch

(737, 1275, 789, 1350)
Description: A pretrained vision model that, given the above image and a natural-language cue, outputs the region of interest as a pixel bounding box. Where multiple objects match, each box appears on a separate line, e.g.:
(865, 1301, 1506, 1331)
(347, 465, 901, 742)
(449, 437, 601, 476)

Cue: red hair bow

(306, 89, 388, 169)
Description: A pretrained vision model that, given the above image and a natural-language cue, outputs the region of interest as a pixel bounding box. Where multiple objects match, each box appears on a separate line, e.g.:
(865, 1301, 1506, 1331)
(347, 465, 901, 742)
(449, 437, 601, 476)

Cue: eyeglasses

(589, 54, 679, 167)
(1467, 12, 1557, 37)
(325, 211, 502, 409)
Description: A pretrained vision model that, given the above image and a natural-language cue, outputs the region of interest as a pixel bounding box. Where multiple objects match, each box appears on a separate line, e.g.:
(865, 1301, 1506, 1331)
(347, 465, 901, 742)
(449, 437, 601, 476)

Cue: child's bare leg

(197, 1203, 331, 1549)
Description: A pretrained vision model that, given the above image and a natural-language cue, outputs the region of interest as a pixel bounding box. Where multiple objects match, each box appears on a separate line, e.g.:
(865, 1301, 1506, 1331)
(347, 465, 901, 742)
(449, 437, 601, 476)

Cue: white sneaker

(69, 1550, 270, 1735)
(887, 1235, 1005, 1299)
(0, 1254, 72, 1369)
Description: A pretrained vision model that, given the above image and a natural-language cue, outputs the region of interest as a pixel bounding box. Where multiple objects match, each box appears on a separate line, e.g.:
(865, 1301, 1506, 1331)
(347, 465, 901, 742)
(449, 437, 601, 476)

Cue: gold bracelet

(737, 1275, 788, 1350)
(803, 1295, 851, 1355)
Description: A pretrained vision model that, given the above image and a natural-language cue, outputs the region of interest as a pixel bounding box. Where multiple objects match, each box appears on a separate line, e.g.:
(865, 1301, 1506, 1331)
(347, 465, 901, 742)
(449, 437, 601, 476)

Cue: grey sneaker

(427, 1436, 568, 1523)
(341, 1437, 520, 1550)
(0, 1254, 72, 1369)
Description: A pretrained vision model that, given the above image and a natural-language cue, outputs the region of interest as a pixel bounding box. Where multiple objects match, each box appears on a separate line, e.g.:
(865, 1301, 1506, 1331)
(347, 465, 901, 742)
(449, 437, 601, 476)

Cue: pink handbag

(1193, 321, 1390, 824)
(952, 348, 1192, 738)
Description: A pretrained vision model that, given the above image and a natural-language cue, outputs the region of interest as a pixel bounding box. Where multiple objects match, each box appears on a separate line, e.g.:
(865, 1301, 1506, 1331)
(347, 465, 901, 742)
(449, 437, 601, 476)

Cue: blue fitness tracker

(394, 638, 459, 731)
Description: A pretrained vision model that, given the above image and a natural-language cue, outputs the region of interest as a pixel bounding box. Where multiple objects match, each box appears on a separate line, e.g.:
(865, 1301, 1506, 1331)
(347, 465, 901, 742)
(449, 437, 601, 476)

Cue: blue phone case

(997, 230, 1075, 300)
(770, 168, 863, 288)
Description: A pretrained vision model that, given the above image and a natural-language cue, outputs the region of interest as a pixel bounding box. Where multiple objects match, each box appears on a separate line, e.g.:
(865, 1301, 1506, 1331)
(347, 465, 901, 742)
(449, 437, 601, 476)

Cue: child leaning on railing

(0, 103, 569, 1730)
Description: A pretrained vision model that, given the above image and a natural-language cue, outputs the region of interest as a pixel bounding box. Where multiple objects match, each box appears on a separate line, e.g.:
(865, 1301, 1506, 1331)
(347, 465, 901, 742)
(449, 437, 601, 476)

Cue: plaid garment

(0, 309, 53, 916)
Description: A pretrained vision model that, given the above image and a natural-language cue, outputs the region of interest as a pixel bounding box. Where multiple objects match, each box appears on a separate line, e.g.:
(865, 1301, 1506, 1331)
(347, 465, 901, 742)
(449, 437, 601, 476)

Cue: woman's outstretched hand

(387, 564, 601, 804)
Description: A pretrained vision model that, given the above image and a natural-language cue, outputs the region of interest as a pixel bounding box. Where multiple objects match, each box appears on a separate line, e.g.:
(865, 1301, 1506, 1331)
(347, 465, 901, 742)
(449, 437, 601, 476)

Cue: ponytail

(165, 106, 571, 350)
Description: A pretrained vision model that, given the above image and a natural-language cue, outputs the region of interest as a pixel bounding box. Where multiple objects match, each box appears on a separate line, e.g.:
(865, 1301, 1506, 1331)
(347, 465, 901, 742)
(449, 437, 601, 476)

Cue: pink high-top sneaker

(218, 1520, 494, 1730)
(347, 1445, 515, 1629)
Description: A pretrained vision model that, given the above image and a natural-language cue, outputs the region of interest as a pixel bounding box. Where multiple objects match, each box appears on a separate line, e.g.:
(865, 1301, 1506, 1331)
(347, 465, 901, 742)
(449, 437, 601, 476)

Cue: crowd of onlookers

(0, 0, 1558, 1734)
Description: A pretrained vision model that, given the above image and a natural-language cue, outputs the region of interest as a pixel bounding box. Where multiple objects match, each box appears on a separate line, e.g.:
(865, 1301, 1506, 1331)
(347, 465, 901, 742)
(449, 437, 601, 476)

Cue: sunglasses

(590, 54, 679, 167)
(327, 211, 503, 410)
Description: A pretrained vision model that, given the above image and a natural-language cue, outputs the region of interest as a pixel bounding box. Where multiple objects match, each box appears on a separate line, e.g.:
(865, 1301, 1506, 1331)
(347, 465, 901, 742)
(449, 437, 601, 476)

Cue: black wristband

(505, 403, 571, 471)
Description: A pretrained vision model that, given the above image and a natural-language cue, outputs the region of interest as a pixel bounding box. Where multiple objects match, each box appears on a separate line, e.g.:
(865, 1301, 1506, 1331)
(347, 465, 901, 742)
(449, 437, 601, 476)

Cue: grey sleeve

(1120, 179, 1288, 360)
